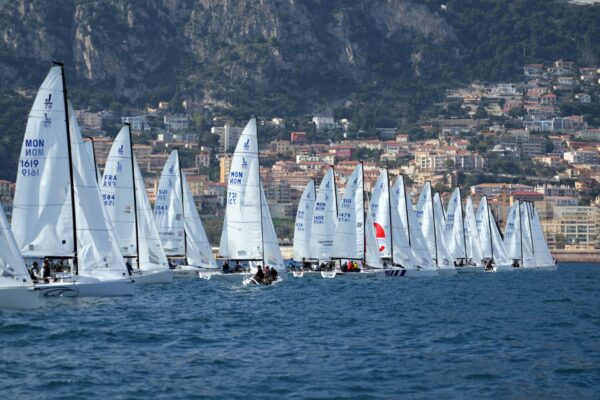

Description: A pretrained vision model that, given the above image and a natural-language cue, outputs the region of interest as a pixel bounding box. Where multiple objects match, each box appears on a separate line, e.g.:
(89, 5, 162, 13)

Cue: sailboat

(445, 188, 484, 272)
(331, 162, 383, 277)
(292, 179, 316, 277)
(416, 183, 456, 274)
(505, 201, 555, 270)
(218, 118, 284, 285)
(476, 196, 512, 272)
(464, 196, 485, 271)
(308, 167, 338, 278)
(101, 124, 172, 284)
(526, 202, 557, 270)
(154, 149, 217, 277)
(0, 203, 40, 309)
(12, 64, 133, 296)
(384, 175, 438, 277)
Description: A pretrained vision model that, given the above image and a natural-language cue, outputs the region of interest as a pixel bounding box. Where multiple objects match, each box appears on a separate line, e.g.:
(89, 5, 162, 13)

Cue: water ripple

(1, 264, 599, 399)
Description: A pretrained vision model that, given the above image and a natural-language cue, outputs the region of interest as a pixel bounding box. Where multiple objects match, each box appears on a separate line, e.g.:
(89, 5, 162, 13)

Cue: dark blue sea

(1, 263, 599, 399)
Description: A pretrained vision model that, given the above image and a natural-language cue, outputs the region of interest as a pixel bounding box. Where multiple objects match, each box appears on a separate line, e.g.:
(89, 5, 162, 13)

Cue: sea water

(1, 263, 599, 399)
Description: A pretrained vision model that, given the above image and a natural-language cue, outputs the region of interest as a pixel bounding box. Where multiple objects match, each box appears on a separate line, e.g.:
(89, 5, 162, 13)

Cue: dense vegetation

(0, 0, 598, 180)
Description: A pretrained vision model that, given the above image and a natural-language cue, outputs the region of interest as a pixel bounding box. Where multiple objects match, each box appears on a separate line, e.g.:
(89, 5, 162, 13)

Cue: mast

(56, 61, 78, 275)
(518, 200, 523, 262)
(485, 196, 494, 261)
(127, 124, 140, 269)
(257, 123, 265, 266)
(429, 182, 438, 267)
(176, 148, 188, 264)
(402, 175, 411, 247)
(361, 161, 366, 268)
(386, 165, 394, 266)
(459, 188, 467, 260)
(331, 165, 338, 216)
(85, 135, 99, 184)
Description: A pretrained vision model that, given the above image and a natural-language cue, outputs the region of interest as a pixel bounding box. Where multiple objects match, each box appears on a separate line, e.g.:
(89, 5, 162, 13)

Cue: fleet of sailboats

(0, 63, 559, 307)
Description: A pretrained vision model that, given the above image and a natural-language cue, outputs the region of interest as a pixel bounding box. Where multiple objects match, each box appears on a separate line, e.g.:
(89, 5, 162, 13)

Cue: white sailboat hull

(383, 267, 439, 278)
(133, 269, 173, 285)
(0, 286, 40, 309)
(321, 270, 337, 279)
(35, 277, 134, 297)
(199, 271, 252, 281)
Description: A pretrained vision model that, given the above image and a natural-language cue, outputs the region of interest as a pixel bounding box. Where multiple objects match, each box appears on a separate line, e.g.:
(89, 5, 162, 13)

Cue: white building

(164, 114, 189, 131)
(312, 117, 338, 131)
(211, 124, 244, 153)
(121, 115, 147, 133)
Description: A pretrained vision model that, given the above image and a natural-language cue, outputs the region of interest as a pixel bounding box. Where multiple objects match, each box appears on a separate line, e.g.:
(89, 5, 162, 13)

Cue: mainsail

(332, 164, 364, 260)
(308, 168, 337, 260)
(293, 179, 315, 261)
(154, 151, 185, 256)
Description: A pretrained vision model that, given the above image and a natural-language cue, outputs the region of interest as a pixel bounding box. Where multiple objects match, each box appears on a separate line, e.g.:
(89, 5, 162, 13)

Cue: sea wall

(552, 250, 600, 263)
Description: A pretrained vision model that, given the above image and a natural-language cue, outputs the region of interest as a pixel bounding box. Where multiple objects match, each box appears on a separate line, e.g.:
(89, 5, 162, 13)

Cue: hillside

(0, 0, 598, 115)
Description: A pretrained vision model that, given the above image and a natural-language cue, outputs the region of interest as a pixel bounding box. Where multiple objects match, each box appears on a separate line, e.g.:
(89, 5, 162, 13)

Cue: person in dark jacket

(253, 265, 264, 284)
(271, 267, 279, 281)
(41, 259, 52, 283)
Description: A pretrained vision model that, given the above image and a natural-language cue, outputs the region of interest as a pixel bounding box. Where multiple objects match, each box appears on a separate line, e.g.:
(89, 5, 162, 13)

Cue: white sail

(477, 197, 510, 265)
(370, 170, 391, 259)
(154, 151, 185, 256)
(133, 155, 169, 272)
(83, 140, 102, 183)
(224, 118, 263, 261)
(445, 188, 467, 260)
(101, 126, 137, 257)
(69, 108, 129, 280)
(260, 183, 284, 270)
(416, 183, 452, 268)
(519, 202, 537, 267)
(528, 203, 554, 267)
(219, 211, 229, 258)
(182, 174, 217, 268)
(395, 177, 434, 269)
(365, 201, 383, 268)
(433, 192, 455, 269)
(503, 201, 522, 261)
(0, 203, 33, 287)
(309, 168, 337, 260)
(293, 179, 315, 261)
(389, 178, 417, 269)
(12, 66, 74, 257)
(464, 196, 484, 266)
(13, 67, 127, 280)
(332, 164, 364, 260)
